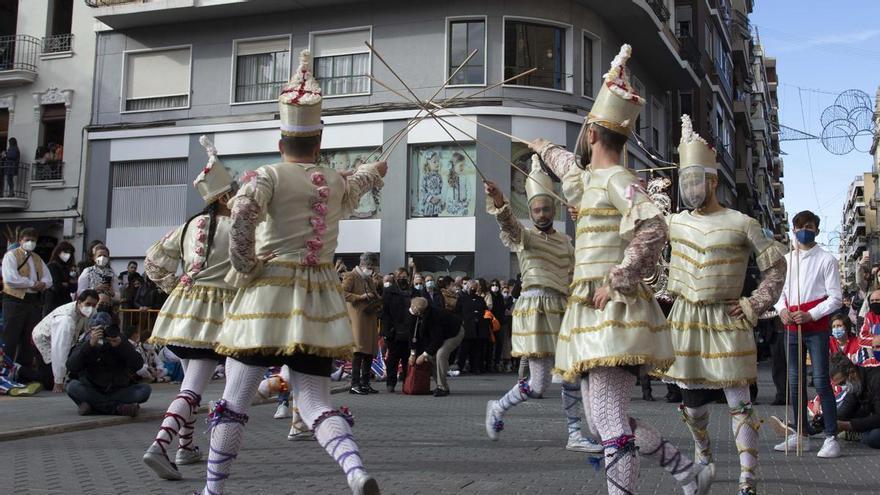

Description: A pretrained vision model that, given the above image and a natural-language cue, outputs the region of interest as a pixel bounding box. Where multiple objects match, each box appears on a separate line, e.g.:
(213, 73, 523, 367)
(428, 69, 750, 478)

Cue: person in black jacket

(423, 274, 445, 309)
(44, 241, 77, 315)
(65, 319, 151, 416)
(831, 353, 880, 448)
(455, 280, 488, 374)
(408, 297, 464, 396)
(381, 268, 412, 392)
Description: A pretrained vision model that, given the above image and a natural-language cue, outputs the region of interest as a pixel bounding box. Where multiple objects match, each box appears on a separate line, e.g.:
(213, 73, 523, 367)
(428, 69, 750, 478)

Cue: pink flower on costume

(305, 253, 319, 266)
(312, 202, 328, 216)
(313, 224, 327, 236)
(310, 216, 325, 229)
(241, 170, 259, 185)
(192, 260, 204, 270)
(195, 246, 205, 255)
(196, 231, 207, 242)
(196, 217, 207, 229)
(306, 237, 324, 251)
(316, 186, 330, 199)
(180, 274, 193, 287)
(310, 172, 326, 186)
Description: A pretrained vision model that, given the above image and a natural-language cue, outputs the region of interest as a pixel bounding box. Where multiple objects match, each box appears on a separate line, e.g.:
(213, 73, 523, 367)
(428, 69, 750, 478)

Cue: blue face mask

(831, 327, 847, 339)
(795, 229, 816, 245)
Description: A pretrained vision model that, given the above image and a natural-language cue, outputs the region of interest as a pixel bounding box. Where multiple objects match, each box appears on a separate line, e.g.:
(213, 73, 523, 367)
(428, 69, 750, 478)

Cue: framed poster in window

(318, 147, 382, 219)
(409, 143, 477, 218)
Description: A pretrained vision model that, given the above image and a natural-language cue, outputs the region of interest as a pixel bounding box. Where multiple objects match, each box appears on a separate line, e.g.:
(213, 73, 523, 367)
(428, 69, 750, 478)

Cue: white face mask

(361, 268, 373, 276)
(59, 252, 71, 263)
(383, 282, 391, 288)
(95, 256, 109, 267)
(21, 240, 36, 252)
(415, 283, 424, 290)
(79, 305, 95, 318)
(491, 286, 499, 293)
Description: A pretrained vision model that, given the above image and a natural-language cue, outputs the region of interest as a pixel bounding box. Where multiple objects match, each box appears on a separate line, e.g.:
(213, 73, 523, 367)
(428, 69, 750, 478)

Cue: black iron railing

(43, 33, 74, 54)
(0, 35, 40, 73)
(0, 161, 31, 199)
(676, 35, 705, 79)
(647, 0, 671, 22)
(84, 0, 143, 6)
(32, 160, 64, 181)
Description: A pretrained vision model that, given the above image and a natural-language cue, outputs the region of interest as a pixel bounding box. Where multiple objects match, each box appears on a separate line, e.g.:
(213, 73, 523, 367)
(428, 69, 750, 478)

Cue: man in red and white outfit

(772, 210, 842, 458)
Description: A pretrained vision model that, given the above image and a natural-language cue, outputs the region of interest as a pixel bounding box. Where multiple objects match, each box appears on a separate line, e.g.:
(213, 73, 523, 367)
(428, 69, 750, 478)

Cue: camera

(101, 275, 113, 285)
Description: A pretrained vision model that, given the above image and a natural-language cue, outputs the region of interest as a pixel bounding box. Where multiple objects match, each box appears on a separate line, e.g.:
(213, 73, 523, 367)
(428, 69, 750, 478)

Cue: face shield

(678, 166, 708, 210)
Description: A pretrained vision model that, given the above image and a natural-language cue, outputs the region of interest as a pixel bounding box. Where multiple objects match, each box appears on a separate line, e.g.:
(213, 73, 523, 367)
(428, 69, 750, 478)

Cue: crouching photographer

(65, 313, 151, 416)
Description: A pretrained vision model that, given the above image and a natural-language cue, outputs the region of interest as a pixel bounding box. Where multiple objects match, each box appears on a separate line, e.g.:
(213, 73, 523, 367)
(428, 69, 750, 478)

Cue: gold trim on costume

(667, 279, 746, 295)
(226, 309, 349, 323)
(267, 260, 334, 270)
(560, 320, 669, 336)
(671, 221, 747, 236)
(555, 355, 675, 383)
(668, 320, 751, 332)
(512, 308, 566, 317)
(511, 351, 556, 358)
(668, 266, 744, 280)
(673, 349, 757, 359)
(575, 260, 621, 266)
(577, 244, 625, 251)
(669, 237, 745, 254)
(215, 341, 353, 360)
(148, 335, 216, 349)
(659, 375, 757, 388)
(671, 251, 747, 269)
(576, 225, 619, 236)
(521, 253, 574, 271)
(157, 312, 224, 326)
(579, 208, 621, 217)
(170, 285, 237, 303)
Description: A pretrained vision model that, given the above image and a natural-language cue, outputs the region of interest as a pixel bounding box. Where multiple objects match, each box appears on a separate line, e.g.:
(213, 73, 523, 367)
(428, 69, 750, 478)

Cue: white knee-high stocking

(680, 403, 712, 465)
(561, 381, 584, 439)
(292, 371, 368, 486)
(494, 357, 553, 417)
(632, 417, 702, 495)
(589, 367, 639, 495)
(201, 358, 264, 495)
(151, 358, 215, 455)
(725, 386, 759, 489)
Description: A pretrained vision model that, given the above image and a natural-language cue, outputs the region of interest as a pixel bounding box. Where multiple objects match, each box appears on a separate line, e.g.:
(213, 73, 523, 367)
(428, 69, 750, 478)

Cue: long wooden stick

(796, 244, 803, 457)
(443, 67, 538, 105)
(368, 73, 570, 206)
(784, 244, 792, 457)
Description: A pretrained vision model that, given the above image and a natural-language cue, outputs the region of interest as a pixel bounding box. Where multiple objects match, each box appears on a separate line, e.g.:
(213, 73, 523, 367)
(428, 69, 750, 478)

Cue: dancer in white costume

(532, 45, 712, 495)
(195, 50, 386, 495)
(659, 116, 786, 495)
(483, 156, 601, 454)
(142, 137, 236, 480)
(256, 365, 313, 440)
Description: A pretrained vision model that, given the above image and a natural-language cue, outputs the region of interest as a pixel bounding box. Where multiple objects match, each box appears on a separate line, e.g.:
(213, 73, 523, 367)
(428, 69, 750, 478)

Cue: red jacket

(856, 312, 880, 367)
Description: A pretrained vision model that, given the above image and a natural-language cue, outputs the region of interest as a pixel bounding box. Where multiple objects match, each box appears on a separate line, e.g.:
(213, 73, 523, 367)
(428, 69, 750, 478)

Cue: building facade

(82, 0, 785, 278)
(840, 174, 876, 288)
(0, 0, 96, 259)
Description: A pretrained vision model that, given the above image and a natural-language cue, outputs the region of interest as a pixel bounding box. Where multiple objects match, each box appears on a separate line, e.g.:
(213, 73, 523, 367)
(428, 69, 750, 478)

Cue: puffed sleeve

(744, 217, 786, 271)
(144, 225, 185, 294)
(606, 171, 664, 241)
(486, 197, 527, 252)
(537, 143, 582, 207)
(342, 162, 384, 216)
(225, 168, 275, 287)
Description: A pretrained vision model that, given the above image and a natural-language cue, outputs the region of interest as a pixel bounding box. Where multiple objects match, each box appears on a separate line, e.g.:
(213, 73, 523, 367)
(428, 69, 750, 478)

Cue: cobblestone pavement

(2, 366, 876, 494)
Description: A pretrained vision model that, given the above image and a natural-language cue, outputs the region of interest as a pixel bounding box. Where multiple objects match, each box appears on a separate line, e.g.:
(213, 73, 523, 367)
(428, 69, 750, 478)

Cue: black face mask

(870, 302, 880, 315)
(397, 279, 409, 289)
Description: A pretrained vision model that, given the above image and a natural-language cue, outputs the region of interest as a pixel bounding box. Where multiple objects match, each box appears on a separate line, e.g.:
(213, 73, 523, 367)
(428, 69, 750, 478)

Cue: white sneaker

(817, 436, 841, 458)
(274, 403, 291, 419)
(692, 462, 715, 495)
(773, 434, 812, 452)
(485, 400, 503, 441)
(175, 446, 204, 465)
(348, 471, 381, 495)
(287, 421, 314, 441)
(142, 443, 183, 481)
(565, 434, 603, 453)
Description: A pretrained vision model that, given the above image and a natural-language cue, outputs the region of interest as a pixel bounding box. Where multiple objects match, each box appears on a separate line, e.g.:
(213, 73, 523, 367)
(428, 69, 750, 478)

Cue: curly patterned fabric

(725, 386, 759, 489)
(746, 258, 786, 319)
(144, 257, 178, 294)
(631, 417, 699, 492)
(229, 196, 261, 275)
(491, 199, 524, 247)
(493, 357, 553, 420)
(680, 404, 713, 465)
(589, 367, 638, 495)
(610, 216, 667, 294)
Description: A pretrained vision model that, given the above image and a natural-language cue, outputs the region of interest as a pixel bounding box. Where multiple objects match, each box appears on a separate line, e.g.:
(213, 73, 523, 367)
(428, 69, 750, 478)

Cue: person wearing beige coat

(342, 252, 382, 395)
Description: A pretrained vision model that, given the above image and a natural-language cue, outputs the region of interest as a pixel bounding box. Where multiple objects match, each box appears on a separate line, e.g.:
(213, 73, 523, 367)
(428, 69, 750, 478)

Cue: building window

(651, 98, 666, 158)
(123, 47, 191, 112)
(110, 158, 188, 228)
(409, 143, 477, 218)
(318, 147, 381, 219)
(43, 0, 74, 54)
(312, 28, 371, 97)
(504, 20, 567, 90)
(33, 103, 66, 181)
(233, 37, 290, 103)
(448, 19, 485, 85)
(675, 5, 692, 37)
(633, 77, 647, 138)
(582, 34, 595, 97)
(679, 91, 693, 119)
(408, 253, 474, 278)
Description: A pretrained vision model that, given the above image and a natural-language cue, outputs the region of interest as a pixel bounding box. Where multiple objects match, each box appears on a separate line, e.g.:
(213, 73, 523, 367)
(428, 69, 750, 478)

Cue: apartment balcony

(32, 160, 64, 182)
(86, 0, 371, 29)
(677, 35, 706, 80)
(0, 162, 31, 210)
(710, 57, 734, 101)
(580, 0, 700, 88)
(42, 34, 74, 56)
(0, 35, 40, 86)
(772, 180, 783, 197)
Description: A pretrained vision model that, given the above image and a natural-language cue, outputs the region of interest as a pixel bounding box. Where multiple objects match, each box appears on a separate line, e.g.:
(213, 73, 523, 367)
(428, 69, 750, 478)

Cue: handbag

(402, 361, 432, 395)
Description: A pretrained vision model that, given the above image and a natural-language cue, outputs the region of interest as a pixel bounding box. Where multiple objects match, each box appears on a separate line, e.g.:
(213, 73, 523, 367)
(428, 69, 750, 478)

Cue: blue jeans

(787, 330, 837, 436)
(862, 428, 880, 449)
(67, 377, 152, 414)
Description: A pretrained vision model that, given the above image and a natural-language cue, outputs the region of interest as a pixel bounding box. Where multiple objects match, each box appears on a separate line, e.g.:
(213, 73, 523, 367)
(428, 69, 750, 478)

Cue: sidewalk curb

(0, 384, 349, 442)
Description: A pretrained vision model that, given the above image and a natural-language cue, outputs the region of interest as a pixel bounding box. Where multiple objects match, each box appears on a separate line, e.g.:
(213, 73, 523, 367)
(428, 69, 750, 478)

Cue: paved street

(2, 365, 877, 494)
